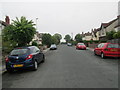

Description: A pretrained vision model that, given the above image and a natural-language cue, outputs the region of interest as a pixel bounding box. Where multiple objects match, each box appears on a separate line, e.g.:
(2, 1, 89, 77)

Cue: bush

(99, 40, 107, 43)
(106, 30, 116, 40)
(32, 41, 38, 46)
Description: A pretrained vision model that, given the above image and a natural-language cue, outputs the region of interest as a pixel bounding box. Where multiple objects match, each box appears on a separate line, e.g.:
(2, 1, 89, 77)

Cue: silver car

(50, 44, 57, 50)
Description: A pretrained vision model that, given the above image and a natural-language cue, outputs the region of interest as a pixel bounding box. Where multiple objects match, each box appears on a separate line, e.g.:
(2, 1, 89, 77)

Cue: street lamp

(71, 32, 73, 40)
(36, 18, 38, 31)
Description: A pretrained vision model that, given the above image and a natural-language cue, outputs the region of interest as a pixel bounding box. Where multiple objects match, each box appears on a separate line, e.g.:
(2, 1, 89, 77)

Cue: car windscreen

(10, 49, 28, 56)
(107, 44, 120, 48)
(78, 43, 84, 45)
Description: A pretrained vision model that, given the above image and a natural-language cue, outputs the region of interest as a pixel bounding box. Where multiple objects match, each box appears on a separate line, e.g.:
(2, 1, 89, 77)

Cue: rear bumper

(77, 47, 86, 50)
(104, 52, 120, 57)
(50, 48, 57, 50)
(6, 60, 34, 70)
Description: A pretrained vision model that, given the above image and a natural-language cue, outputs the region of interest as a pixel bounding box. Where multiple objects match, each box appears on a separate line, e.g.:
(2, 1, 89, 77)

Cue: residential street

(2, 45, 118, 88)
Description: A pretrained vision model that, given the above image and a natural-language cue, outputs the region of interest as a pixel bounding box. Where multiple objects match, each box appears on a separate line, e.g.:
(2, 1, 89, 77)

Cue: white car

(50, 44, 57, 50)
(67, 43, 72, 46)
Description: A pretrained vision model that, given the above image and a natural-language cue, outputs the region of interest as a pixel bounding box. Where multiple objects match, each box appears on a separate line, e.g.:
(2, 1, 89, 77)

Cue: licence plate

(13, 64, 23, 67)
(110, 49, 117, 52)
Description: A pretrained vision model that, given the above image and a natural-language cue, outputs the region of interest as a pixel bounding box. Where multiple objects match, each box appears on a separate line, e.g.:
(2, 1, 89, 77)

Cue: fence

(107, 38, 120, 45)
(88, 43, 99, 49)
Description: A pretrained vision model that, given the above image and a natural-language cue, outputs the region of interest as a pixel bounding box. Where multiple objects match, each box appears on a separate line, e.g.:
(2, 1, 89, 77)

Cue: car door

(95, 44, 101, 55)
(97, 43, 105, 55)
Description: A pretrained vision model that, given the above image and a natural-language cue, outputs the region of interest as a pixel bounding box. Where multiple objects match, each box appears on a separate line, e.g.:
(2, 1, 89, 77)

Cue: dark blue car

(5, 46, 45, 73)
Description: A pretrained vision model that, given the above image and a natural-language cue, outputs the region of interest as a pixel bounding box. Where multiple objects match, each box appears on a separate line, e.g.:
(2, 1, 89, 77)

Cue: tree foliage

(53, 33, 62, 44)
(32, 41, 38, 46)
(64, 34, 71, 43)
(42, 33, 52, 47)
(51, 36, 58, 45)
(3, 16, 36, 47)
(75, 34, 82, 43)
(113, 30, 120, 39)
(106, 30, 116, 40)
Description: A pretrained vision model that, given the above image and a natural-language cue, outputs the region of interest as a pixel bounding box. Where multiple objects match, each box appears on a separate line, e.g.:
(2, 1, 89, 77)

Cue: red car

(94, 43, 120, 59)
(76, 43, 86, 50)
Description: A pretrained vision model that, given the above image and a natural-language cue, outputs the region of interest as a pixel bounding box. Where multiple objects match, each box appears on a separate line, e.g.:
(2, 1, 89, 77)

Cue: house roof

(114, 25, 120, 28)
(84, 32, 92, 36)
(100, 18, 118, 30)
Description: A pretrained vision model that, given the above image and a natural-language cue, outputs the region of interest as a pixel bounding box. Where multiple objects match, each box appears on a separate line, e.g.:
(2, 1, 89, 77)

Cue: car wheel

(41, 55, 45, 63)
(33, 61, 38, 70)
(101, 53, 105, 59)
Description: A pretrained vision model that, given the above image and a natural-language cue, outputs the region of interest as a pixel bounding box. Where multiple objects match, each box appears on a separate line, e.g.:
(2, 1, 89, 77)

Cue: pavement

(0, 48, 50, 74)
(2, 45, 118, 88)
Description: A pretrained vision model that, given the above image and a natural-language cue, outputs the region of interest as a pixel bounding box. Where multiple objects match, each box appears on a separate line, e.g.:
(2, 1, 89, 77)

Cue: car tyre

(33, 61, 38, 71)
(101, 52, 105, 59)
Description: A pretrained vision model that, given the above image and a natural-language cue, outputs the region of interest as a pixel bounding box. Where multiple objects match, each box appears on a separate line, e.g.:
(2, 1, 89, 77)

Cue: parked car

(67, 43, 72, 46)
(76, 43, 86, 50)
(50, 44, 57, 50)
(5, 46, 45, 73)
(94, 43, 120, 59)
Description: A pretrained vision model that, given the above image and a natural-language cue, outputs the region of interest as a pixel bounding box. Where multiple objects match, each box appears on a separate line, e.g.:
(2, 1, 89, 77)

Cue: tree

(42, 33, 52, 47)
(53, 33, 62, 44)
(64, 34, 71, 43)
(3, 16, 36, 47)
(106, 30, 116, 40)
(75, 34, 82, 43)
(51, 36, 58, 45)
(32, 41, 38, 46)
(113, 31, 120, 39)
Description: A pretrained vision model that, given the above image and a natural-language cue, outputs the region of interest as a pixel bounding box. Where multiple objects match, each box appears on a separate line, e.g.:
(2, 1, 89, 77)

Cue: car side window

(34, 47, 40, 53)
(101, 43, 105, 48)
(30, 48, 36, 53)
(98, 44, 101, 48)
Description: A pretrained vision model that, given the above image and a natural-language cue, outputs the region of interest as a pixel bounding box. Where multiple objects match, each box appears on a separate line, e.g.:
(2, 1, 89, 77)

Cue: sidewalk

(0, 48, 50, 74)
(87, 47, 94, 52)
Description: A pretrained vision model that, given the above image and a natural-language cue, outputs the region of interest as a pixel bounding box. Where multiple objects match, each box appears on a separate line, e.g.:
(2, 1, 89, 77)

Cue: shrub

(32, 41, 38, 46)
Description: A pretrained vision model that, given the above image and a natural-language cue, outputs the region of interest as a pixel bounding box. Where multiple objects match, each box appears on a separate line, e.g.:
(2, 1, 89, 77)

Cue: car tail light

(26, 54, 33, 60)
(104, 48, 109, 51)
(5, 57, 9, 62)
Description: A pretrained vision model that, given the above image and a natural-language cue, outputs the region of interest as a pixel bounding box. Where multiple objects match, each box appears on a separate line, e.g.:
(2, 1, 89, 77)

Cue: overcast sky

(0, 0, 119, 41)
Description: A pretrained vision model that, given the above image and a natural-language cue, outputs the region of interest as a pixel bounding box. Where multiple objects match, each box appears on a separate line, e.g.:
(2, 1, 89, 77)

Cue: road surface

(2, 45, 118, 88)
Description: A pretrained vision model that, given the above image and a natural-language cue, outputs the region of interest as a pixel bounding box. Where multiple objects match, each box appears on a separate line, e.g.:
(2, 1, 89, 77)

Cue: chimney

(5, 16, 10, 24)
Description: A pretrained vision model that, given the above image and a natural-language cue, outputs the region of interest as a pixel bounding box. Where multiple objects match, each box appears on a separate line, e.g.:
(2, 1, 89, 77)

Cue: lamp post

(36, 18, 38, 31)
(71, 32, 73, 40)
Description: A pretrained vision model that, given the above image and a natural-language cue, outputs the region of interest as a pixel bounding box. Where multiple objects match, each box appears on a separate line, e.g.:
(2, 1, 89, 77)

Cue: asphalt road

(2, 45, 118, 88)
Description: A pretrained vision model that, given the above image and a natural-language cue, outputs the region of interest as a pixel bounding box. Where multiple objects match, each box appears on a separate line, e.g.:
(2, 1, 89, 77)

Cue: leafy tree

(42, 33, 52, 47)
(51, 36, 58, 45)
(3, 16, 36, 47)
(64, 34, 71, 43)
(75, 34, 82, 43)
(32, 41, 38, 46)
(113, 31, 120, 39)
(117, 31, 120, 38)
(53, 33, 62, 44)
(106, 30, 116, 40)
